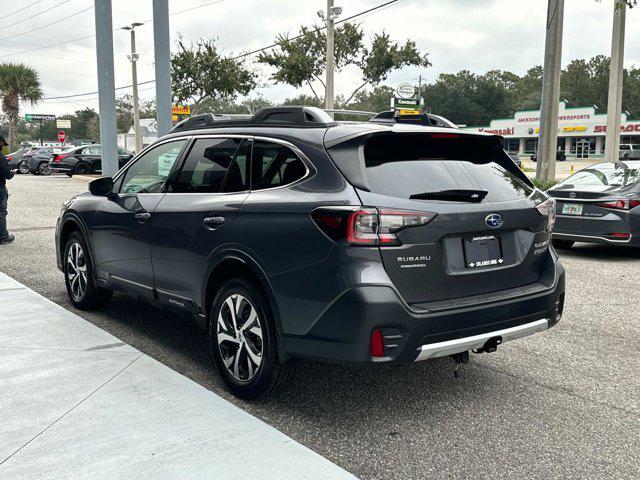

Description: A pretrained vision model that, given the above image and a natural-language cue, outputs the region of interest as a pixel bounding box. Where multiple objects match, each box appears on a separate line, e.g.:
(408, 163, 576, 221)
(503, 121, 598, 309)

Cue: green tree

(0, 62, 43, 151)
(259, 23, 430, 105)
(343, 85, 395, 113)
(171, 38, 256, 109)
(115, 95, 156, 133)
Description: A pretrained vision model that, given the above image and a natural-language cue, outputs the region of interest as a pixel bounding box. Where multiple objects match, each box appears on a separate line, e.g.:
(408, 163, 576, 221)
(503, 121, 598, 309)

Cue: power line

(3, 0, 46, 20)
(0, 0, 228, 59)
(0, 0, 75, 30)
(43, 0, 402, 101)
(0, 5, 93, 42)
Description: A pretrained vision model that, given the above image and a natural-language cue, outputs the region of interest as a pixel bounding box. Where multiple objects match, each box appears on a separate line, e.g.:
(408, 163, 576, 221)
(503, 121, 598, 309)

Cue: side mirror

(89, 176, 114, 197)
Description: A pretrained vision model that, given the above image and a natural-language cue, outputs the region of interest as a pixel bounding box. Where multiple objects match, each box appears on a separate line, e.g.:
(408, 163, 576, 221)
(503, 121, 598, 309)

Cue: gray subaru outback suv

(55, 107, 565, 399)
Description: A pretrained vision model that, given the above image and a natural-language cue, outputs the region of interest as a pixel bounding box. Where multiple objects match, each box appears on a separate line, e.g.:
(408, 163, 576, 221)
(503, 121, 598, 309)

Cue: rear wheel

(74, 162, 91, 175)
(38, 162, 51, 176)
(64, 232, 112, 309)
(552, 239, 574, 250)
(210, 279, 295, 400)
(18, 162, 30, 174)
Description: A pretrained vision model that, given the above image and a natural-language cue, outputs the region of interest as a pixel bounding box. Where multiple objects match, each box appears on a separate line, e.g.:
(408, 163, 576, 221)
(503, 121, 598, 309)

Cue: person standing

(0, 134, 15, 244)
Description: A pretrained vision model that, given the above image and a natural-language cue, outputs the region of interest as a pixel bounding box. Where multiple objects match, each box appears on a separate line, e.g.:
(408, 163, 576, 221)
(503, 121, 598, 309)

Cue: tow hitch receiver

(473, 336, 503, 354)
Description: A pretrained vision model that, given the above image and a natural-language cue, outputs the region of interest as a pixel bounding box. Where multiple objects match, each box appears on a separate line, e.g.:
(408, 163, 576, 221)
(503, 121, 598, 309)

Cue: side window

(173, 138, 249, 193)
(251, 140, 307, 190)
(119, 140, 186, 194)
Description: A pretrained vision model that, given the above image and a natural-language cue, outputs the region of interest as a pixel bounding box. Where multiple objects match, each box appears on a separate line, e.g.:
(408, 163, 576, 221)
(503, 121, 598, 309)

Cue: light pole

(122, 22, 144, 154)
(604, 1, 627, 163)
(318, 2, 342, 115)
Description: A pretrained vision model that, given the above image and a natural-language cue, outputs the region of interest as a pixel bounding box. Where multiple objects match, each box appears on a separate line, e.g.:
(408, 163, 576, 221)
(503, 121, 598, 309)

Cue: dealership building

(463, 101, 640, 159)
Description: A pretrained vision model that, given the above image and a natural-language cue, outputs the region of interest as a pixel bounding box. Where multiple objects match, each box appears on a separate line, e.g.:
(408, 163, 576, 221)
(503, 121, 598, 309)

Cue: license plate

(562, 203, 583, 215)
(463, 235, 504, 269)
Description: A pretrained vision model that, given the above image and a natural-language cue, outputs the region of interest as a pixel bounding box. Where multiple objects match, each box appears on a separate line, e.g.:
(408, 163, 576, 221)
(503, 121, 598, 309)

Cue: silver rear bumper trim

(552, 232, 632, 244)
(414, 318, 549, 362)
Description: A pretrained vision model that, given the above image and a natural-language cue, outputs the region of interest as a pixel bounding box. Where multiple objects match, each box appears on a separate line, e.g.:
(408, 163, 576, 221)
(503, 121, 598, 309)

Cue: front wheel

(210, 279, 295, 400)
(64, 232, 112, 309)
(552, 239, 574, 250)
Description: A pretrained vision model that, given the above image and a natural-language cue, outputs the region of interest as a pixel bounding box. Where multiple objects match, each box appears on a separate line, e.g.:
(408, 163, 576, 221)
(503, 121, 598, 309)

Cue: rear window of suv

(361, 133, 533, 202)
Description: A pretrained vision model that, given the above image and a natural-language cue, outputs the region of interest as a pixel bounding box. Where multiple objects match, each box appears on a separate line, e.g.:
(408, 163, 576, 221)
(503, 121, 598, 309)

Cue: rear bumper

(282, 256, 565, 366)
(553, 213, 640, 246)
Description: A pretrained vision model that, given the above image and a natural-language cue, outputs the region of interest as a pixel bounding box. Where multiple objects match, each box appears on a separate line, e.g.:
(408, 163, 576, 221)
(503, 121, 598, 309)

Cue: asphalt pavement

(1, 174, 639, 479)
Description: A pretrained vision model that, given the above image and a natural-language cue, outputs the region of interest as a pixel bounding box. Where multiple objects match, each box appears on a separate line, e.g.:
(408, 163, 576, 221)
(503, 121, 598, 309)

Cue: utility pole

(153, 0, 173, 136)
(604, 1, 627, 163)
(94, 0, 118, 176)
(319, 2, 341, 114)
(325, 0, 335, 113)
(536, 0, 565, 183)
(123, 23, 144, 154)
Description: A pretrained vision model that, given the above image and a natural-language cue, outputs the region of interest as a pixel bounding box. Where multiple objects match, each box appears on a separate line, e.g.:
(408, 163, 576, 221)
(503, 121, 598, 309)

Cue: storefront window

(557, 138, 566, 152)
(524, 139, 538, 154)
(504, 138, 520, 153)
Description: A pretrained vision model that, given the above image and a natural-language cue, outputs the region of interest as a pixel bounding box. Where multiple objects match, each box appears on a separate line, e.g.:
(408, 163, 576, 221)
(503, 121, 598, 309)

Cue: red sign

(58, 130, 66, 143)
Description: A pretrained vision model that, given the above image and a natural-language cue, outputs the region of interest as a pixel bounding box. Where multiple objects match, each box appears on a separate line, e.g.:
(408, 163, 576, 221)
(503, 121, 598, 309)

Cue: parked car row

(6, 145, 133, 177)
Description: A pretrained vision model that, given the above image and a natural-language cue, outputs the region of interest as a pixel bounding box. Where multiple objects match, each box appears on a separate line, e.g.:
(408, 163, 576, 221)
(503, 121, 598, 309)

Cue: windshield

(362, 133, 533, 202)
(555, 162, 640, 189)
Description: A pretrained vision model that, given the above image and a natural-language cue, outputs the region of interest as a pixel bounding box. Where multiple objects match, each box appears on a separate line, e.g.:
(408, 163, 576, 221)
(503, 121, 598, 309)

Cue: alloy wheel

(38, 162, 51, 176)
(216, 294, 264, 383)
(19, 162, 30, 174)
(66, 242, 88, 301)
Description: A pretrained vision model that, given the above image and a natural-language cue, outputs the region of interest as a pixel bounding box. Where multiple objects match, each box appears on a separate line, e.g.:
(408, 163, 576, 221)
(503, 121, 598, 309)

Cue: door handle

(135, 212, 151, 223)
(203, 216, 225, 230)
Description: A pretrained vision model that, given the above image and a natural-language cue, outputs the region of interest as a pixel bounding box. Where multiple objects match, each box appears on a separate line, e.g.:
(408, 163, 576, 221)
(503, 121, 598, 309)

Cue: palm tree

(0, 63, 43, 152)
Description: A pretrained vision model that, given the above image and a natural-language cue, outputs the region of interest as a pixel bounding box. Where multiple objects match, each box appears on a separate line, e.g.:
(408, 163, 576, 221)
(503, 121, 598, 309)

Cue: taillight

(53, 154, 67, 162)
(595, 199, 640, 210)
(7, 156, 12, 161)
(312, 207, 436, 246)
(535, 197, 556, 232)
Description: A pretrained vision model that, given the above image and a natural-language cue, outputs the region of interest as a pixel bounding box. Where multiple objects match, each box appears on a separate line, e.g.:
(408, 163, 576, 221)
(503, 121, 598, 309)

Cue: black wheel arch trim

(58, 213, 100, 286)
(201, 247, 289, 362)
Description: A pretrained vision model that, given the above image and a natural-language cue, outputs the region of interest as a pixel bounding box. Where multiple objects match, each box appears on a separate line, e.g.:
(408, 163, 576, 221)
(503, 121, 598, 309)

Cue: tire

(552, 239, 574, 250)
(66, 173, 73, 177)
(209, 279, 295, 400)
(18, 162, 30, 174)
(38, 162, 51, 176)
(74, 162, 91, 175)
(64, 232, 113, 310)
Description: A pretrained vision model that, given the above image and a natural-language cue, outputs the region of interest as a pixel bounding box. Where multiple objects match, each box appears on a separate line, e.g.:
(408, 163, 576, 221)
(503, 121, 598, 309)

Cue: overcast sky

(0, 0, 635, 116)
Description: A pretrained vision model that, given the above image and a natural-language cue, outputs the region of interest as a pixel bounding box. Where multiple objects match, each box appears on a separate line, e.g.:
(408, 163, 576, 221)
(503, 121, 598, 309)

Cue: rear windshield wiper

(409, 189, 489, 202)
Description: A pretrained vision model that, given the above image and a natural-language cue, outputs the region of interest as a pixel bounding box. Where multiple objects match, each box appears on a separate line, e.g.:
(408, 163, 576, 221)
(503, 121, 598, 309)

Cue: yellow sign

(172, 105, 191, 115)
(562, 126, 587, 133)
(398, 109, 420, 116)
(172, 115, 179, 122)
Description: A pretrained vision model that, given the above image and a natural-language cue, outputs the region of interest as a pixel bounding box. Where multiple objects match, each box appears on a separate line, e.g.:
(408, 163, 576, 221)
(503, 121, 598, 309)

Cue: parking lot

(2, 174, 639, 479)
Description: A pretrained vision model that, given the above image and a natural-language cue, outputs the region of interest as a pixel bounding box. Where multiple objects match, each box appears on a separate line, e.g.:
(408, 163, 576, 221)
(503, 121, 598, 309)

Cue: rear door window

(361, 133, 533, 202)
(173, 138, 249, 193)
(251, 140, 307, 190)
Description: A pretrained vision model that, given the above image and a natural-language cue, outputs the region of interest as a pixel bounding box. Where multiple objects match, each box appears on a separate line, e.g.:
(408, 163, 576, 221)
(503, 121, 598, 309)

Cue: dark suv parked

(55, 107, 565, 399)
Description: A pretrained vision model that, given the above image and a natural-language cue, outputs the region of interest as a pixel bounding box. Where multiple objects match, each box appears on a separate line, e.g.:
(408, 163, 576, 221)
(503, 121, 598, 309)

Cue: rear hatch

(327, 129, 553, 306)
(547, 161, 640, 239)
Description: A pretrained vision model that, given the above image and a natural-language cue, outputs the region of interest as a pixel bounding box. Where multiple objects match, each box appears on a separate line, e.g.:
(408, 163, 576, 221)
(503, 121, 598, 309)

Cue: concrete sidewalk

(0, 272, 356, 480)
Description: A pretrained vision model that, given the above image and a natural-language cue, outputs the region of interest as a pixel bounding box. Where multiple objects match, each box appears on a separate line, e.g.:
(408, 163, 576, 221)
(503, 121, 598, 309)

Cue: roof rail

(170, 106, 336, 133)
